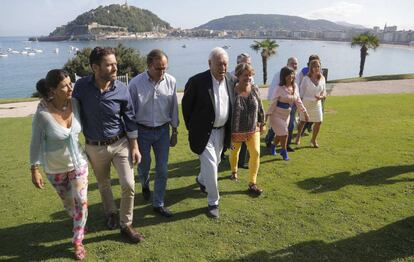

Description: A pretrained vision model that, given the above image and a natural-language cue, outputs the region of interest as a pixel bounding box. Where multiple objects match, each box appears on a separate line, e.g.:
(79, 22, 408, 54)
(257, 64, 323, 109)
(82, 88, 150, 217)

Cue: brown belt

(85, 133, 125, 146)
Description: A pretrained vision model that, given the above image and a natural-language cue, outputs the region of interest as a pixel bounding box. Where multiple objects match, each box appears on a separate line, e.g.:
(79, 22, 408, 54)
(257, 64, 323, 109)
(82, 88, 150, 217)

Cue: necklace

(51, 100, 69, 113)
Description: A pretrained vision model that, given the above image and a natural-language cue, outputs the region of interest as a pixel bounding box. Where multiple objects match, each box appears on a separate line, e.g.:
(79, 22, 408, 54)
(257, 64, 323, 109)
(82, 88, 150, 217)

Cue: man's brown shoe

(120, 225, 144, 243)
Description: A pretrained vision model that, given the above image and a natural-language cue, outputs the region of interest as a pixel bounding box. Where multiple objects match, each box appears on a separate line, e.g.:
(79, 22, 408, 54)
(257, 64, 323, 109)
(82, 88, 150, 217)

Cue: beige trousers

(85, 137, 135, 227)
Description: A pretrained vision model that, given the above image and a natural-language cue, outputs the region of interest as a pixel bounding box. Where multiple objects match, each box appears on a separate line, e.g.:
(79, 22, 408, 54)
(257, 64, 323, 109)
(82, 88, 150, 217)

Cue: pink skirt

(269, 107, 291, 136)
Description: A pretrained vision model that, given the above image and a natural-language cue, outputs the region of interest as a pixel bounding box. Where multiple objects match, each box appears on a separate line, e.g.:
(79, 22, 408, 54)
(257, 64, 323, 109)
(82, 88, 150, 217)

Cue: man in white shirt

(265, 57, 299, 152)
(182, 47, 236, 218)
(128, 49, 179, 218)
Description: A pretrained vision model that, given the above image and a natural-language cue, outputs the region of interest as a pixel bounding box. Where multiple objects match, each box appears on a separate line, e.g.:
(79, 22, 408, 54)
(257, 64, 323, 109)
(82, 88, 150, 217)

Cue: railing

(117, 73, 129, 85)
(74, 73, 129, 86)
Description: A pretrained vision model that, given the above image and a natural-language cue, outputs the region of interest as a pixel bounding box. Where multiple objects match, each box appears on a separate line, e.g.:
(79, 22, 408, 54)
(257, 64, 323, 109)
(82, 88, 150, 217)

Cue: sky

(1, 0, 413, 36)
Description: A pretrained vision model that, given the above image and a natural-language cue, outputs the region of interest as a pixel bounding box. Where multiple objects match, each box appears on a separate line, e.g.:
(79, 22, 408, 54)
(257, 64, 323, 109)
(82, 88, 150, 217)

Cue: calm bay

(1, 36, 414, 98)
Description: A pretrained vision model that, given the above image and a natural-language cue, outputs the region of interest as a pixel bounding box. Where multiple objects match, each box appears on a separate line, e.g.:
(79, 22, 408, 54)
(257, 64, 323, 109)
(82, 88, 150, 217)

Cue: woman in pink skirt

(267, 67, 309, 160)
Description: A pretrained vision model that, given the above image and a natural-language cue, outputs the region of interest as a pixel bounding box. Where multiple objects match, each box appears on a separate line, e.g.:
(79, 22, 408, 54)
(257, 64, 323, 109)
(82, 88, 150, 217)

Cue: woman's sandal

(248, 183, 263, 195)
(310, 141, 320, 148)
(230, 173, 239, 181)
(74, 244, 86, 261)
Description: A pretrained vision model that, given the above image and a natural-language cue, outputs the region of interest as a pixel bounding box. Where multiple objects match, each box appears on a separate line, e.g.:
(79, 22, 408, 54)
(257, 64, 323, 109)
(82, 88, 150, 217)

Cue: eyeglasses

(152, 66, 168, 71)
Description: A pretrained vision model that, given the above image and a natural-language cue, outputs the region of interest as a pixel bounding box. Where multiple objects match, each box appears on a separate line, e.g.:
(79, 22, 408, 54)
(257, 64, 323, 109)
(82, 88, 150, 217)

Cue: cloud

(305, 1, 363, 21)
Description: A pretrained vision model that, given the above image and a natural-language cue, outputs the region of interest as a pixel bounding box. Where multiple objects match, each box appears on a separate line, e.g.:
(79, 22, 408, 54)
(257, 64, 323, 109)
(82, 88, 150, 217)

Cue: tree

(250, 38, 279, 84)
(351, 33, 380, 77)
(63, 43, 146, 81)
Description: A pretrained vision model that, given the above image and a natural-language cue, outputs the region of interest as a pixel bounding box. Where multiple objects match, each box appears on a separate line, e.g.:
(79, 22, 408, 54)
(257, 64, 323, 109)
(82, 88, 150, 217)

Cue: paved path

(1, 79, 413, 118)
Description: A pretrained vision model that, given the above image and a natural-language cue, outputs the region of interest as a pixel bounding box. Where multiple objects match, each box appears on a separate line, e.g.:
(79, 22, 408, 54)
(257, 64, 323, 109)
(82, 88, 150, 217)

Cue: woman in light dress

(295, 59, 326, 148)
(30, 69, 88, 260)
(267, 66, 309, 160)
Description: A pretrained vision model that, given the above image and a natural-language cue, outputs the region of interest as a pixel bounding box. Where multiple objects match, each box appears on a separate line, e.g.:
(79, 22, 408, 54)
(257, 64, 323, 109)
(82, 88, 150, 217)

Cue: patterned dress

(231, 85, 264, 142)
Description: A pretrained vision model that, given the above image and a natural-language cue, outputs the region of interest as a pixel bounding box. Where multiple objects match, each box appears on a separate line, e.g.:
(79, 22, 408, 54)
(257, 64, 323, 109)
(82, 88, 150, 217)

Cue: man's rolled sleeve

(121, 87, 138, 139)
(170, 83, 179, 128)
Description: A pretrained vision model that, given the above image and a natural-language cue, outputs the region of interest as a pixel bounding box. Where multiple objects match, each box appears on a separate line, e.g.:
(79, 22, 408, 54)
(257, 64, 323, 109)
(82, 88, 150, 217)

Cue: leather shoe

(106, 213, 119, 230)
(153, 206, 173, 218)
(207, 205, 219, 218)
(287, 145, 295, 152)
(195, 177, 207, 194)
(120, 225, 144, 243)
(142, 187, 151, 201)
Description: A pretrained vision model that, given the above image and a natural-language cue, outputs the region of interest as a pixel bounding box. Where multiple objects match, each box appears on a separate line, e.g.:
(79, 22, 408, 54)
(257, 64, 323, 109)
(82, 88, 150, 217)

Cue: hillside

(195, 14, 353, 31)
(49, 4, 171, 37)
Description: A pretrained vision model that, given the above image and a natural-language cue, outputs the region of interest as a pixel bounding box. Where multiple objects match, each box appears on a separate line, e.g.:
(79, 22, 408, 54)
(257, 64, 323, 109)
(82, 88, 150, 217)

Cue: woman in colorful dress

(267, 66, 309, 160)
(229, 63, 265, 195)
(30, 69, 88, 260)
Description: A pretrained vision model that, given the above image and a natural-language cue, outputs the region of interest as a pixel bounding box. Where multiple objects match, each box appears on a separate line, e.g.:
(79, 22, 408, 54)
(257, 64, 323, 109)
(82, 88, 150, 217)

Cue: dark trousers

(237, 143, 249, 168)
(287, 105, 297, 146)
(265, 128, 275, 146)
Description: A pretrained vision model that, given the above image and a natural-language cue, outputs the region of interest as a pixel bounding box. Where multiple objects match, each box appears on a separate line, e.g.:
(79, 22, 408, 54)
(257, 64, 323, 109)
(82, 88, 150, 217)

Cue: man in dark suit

(182, 47, 235, 218)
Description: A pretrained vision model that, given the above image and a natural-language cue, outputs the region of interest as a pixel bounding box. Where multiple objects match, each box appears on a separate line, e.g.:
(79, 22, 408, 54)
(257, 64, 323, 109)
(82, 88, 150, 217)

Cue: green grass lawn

(1, 94, 413, 261)
(328, 73, 414, 83)
(0, 97, 38, 104)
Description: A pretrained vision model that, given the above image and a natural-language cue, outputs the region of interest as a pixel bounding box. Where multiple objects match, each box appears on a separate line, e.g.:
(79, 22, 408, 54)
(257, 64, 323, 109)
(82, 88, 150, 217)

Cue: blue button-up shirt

(128, 71, 179, 128)
(73, 75, 138, 140)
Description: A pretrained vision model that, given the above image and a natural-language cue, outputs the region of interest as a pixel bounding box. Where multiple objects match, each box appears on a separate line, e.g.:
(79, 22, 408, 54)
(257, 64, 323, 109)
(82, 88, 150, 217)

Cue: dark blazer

(182, 70, 236, 155)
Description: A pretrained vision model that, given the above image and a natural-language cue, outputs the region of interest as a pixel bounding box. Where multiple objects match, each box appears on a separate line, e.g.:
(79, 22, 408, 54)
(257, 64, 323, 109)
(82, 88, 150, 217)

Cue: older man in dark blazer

(182, 47, 236, 218)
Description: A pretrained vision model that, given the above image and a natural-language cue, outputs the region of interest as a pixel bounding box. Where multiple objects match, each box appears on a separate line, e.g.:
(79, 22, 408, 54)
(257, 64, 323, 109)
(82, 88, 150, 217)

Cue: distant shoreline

(2, 35, 414, 49)
(1, 35, 413, 49)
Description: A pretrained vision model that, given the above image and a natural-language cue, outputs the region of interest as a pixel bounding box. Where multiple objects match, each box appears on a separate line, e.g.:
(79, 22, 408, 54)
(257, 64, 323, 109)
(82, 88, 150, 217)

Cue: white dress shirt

(211, 74, 229, 128)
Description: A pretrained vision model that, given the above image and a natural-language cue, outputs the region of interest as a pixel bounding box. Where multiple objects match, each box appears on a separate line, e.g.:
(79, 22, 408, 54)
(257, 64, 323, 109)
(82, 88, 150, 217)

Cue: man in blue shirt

(73, 46, 144, 243)
(128, 49, 179, 218)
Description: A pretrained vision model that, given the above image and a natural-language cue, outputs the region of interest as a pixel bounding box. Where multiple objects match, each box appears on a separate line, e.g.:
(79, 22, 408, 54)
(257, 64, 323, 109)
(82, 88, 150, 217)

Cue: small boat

(0, 52, 8, 57)
(11, 50, 19, 54)
(27, 52, 36, 56)
(21, 51, 28, 55)
(222, 45, 231, 49)
(33, 49, 43, 53)
(182, 44, 186, 48)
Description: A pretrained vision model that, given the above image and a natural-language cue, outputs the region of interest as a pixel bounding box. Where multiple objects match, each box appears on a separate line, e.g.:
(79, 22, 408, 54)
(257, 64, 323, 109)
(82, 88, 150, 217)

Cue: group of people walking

(266, 54, 327, 160)
(29, 46, 326, 260)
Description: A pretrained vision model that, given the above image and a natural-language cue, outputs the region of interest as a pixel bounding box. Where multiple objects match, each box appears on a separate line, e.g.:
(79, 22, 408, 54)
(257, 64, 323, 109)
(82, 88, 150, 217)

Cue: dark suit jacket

(182, 70, 236, 155)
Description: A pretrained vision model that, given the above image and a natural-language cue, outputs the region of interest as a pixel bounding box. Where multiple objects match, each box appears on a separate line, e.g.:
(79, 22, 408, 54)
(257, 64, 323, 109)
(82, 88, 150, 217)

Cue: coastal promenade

(1, 79, 413, 118)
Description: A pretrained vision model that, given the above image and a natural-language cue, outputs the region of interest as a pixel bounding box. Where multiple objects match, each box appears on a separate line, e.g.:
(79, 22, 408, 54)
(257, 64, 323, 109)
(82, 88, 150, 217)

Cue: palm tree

(351, 33, 380, 77)
(250, 38, 279, 84)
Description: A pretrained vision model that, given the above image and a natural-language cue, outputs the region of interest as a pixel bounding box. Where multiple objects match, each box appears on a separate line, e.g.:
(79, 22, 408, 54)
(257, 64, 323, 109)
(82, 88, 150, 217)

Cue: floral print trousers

(47, 165, 88, 245)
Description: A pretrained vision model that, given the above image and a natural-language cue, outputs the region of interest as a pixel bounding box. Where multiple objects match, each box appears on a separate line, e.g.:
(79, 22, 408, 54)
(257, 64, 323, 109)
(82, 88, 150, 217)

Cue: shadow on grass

(217, 216, 414, 261)
(132, 205, 207, 227)
(87, 158, 201, 191)
(0, 202, 134, 261)
(297, 164, 414, 193)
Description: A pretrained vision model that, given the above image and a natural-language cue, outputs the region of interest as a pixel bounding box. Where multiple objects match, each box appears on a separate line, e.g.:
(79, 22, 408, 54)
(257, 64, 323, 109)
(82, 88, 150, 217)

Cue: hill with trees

(40, 4, 171, 40)
(195, 14, 356, 31)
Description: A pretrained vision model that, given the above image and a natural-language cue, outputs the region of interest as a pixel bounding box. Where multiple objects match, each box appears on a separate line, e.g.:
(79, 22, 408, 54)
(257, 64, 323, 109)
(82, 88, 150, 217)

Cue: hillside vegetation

(196, 14, 353, 31)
